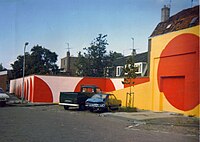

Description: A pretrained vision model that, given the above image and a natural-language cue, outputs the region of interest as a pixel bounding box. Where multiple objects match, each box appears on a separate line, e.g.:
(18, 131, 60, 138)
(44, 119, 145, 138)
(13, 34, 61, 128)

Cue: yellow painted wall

(111, 82, 151, 110)
(149, 25, 199, 116)
(110, 25, 199, 117)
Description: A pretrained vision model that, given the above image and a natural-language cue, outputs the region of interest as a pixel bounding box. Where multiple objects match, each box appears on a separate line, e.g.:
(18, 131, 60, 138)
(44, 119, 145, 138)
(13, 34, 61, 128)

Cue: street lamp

(21, 42, 29, 103)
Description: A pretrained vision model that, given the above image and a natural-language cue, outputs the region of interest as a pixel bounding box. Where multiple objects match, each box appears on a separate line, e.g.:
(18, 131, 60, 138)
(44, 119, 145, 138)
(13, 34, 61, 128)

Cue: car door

(108, 94, 117, 109)
(108, 94, 113, 107)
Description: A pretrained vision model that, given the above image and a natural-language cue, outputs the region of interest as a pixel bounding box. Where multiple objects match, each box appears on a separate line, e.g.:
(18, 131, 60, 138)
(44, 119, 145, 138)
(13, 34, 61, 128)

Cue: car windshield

(0, 88, 4, 93)
(92, 94, 107, 99)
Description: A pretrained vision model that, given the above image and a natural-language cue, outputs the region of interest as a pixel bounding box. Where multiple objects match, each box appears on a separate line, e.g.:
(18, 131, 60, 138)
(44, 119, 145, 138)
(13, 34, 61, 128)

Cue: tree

(30, 45, 59, 75)
(11, 54, 28, 78)
(75, 52, 90, 76)
(76, 34, 109, 77)
(11, 45, 59, 78)
(104, 51, 124, 77)
(0, 63, 5, 71)
(122, 52, 137, 108)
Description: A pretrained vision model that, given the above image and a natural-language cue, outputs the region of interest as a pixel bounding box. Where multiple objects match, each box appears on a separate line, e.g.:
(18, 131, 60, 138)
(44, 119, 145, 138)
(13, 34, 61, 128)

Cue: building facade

(113, 52, 148, 77)
(60, 51, 78, 76)
(0, 70, 13, 92)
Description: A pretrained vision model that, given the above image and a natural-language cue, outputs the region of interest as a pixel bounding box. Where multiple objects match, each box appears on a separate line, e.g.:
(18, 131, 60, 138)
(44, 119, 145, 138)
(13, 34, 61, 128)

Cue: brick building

(0, 70, 13, 92)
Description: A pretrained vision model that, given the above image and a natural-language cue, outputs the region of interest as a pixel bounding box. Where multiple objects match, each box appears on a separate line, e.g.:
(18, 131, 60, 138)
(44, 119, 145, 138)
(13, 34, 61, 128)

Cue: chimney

(66, 51, 70, 72)
(161, 5, 170, 22)
(67, 51, 70, 57)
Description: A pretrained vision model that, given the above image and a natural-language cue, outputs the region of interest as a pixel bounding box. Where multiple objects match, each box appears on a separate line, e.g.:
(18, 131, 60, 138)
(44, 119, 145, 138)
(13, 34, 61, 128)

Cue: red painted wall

(33, 76, 53, 102)
(74, 77, 116, 92)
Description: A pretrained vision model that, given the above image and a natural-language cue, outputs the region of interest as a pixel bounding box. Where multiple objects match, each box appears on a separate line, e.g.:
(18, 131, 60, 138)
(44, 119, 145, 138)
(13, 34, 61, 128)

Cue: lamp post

(21, 42, 29, 103)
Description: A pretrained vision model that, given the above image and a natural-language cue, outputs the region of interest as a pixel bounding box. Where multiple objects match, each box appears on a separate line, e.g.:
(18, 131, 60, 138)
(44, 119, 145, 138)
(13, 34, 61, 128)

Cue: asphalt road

(0, 105, 198, 142)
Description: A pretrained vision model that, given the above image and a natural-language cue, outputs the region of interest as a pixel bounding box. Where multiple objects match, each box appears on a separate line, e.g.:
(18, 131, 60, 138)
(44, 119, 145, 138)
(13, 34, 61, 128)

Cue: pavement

(5, 93, 200, 129)
(101, 110, 199, 137)
(102, 111, 180, 121)
(4, 93, 200, 137)
(6, 93, 57, 107)
(102, 111, 199, 127)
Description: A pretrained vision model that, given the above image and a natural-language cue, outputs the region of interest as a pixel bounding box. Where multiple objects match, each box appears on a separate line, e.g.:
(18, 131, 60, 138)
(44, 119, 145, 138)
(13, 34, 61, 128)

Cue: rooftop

(150, 5, 199, 37)
(113, 52, 148, 66)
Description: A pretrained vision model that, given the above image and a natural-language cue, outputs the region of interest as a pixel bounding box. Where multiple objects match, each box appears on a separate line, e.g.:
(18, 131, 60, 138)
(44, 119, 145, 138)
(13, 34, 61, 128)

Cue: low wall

(9, 75, 125, 103)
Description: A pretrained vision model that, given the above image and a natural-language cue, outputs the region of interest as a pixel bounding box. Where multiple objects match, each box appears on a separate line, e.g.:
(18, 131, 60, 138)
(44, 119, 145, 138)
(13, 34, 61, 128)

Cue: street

(0, 105, 199, 142)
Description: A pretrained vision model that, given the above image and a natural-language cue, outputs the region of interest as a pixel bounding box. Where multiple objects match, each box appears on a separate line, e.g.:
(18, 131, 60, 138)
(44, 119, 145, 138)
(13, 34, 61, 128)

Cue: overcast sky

(0, 0, 199, 69)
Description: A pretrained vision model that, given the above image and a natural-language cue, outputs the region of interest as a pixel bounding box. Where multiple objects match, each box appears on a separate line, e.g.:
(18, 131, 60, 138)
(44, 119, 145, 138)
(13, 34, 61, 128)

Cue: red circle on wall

(157, 34, 199, 111)
(74, 77, 115, 92)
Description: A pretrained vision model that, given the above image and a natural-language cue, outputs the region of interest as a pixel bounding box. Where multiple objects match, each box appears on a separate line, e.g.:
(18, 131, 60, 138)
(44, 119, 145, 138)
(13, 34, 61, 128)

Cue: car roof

(0, 88, 4, 92)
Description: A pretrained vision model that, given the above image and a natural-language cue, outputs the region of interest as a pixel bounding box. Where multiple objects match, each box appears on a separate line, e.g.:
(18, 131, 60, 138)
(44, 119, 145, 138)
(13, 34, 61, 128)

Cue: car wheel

(89, 108, 94, 112)
(105, 106, 111, 112)
(79, 104, 85, 111)
(0, 102, 6, 107)
(64, 105, 69, 110)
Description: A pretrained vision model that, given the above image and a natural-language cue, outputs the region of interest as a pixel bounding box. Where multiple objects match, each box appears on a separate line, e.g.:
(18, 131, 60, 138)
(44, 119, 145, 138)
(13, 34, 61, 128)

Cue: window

(116, 66, 123, 77)
(189, 17, 198, 27)
(166, 24, 172, 29)
(134, 63, 142, 73)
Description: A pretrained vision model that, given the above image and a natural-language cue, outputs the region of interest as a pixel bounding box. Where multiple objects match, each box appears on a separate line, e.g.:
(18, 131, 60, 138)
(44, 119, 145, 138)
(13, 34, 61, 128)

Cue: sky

(0, 0, 199, 69)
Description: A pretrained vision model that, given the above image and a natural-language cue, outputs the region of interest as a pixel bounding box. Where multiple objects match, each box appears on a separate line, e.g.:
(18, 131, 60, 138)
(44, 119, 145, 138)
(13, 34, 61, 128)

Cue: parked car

(85, 93, 121, 112)
(0, 88, 9, 107)
(59, 85, 102, 110)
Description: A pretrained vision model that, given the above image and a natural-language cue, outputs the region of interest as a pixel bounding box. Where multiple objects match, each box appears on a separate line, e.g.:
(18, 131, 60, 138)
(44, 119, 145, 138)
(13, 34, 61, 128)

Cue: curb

(7, 102, 58, 107)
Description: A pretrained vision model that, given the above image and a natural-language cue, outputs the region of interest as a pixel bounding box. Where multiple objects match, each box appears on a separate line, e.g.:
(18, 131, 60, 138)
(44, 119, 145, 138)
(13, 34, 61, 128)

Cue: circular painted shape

(74, 77, 115, 92)
(157, 34, 199, 111)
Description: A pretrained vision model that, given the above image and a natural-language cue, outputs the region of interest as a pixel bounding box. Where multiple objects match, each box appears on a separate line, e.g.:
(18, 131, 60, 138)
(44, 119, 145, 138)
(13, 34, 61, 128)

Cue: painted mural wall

(9, 75, 125, 103)
(149, 25, 199, 116)
(109, 25, 199, 117)
(9, 75, 148, 105)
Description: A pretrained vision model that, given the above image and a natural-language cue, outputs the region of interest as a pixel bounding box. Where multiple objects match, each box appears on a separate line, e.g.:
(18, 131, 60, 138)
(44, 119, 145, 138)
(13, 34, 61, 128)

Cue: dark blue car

(85, 93, 121, 112)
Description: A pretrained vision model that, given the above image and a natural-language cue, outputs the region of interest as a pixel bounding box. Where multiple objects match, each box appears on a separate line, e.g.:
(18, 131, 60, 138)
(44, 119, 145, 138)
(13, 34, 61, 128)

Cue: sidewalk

(103, 111, 185, 121)
(102, 111, 199, 136)
(102, 111, 199, 127)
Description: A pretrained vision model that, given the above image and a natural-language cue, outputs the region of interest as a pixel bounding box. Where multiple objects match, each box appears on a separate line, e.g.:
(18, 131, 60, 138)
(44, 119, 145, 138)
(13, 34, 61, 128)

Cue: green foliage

(122, 54, 137, 85)
(11, 45, 59, 78)
(75, 52, 90, 76)
(104, 51, 124, 77)
(11, 55, 27, 78)
(121, 53, 137, 108)
(30, 45, 58, 75)
(0, 63, 5, 71)
(76, 34, 109, 77)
